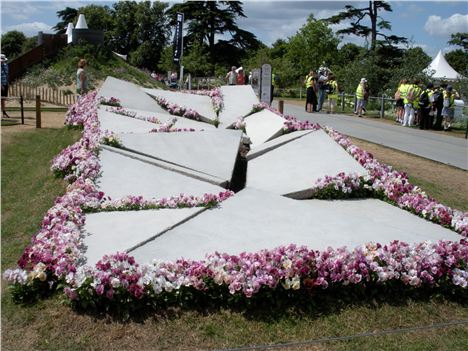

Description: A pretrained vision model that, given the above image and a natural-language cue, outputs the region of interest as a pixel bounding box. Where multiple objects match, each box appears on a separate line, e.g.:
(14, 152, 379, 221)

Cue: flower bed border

(4, 92, 467, 311)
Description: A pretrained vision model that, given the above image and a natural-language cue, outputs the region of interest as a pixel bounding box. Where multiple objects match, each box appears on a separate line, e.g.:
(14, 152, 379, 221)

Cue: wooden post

(380, 94, 385, 118)
(35, 95, 41, 128)
(341, 92, 345, 112)
(20, 95, 24, 125)
(278, 100, 284, 114)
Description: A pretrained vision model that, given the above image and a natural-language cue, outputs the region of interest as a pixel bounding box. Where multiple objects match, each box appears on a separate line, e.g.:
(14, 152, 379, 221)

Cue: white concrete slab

(244, 109, 285, 148)
(172, 117, 216, 131)
(102, 107, 171, 121)
(219, 85, 259, 128)
(130, 188, 460, 263)
(84, 207, 205, 265)
(98, 76, 165, 113)
(98, 107, 156, 134)
(97, 148, 224, 199)
(119, 130, 242, 182)
(247, 129, 368, 198)
(247, 130, 314, 161)
(143, 88, 217, 122)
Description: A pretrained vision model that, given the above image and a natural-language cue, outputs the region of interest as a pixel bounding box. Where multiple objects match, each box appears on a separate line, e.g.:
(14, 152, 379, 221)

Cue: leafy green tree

(286, 16, 339, 80)
(158, 46, 178, 74)
(53, 7, 78, 34)
(167, 1, 260, 72)
(182, 42, 212, 76)
(110, 1, 169, 70)
(448, 32, 468, 50)
(445, 49, 468, 75)
(326, 1, 407, 51)
(79, 5, 113, 31)
(1, 31, 27, 59)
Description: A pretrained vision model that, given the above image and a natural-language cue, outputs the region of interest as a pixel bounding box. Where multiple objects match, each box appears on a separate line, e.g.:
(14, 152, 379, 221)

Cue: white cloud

(5, 22, 54, 36)
(424, 14, 468, 36)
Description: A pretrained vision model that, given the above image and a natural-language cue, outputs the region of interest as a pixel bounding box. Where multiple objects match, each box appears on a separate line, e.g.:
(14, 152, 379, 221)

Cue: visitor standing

(304, 70, 317, 113)
(316, 67, 328, 112)
(236, 67, 245, 85)
(355, 78, 367, 117)
(226, 66, 238, 85)
(76, 58, 88, 97)
(402, 80, 417, 127)
(394, 79, 406, 124)
(418, 82, 433, 130)
(432, 83, 445, 130)
(325, 73, 338, 114)
(442, 85, 456, 131)
(1, 54, 9, 118)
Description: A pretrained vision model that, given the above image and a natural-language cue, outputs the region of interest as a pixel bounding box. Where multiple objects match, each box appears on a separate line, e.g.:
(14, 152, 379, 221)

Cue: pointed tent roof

(424, 50, 460, 81)
(76, 14, 88, 29)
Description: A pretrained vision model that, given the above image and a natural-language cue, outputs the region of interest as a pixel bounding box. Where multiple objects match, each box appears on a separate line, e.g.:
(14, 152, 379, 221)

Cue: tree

(53, 7, 78, 34)
(110, 1, 170, 70)
(286, 16, 339, 80)
(445, 49, 468, 75)
(167, 1, 260, 72)
(1, 31, 27, 59)
(79, 5, 114, 31)
(182, 42, 212, 76)
(448, 32, 468, 50)
(326, 1, 407, 51)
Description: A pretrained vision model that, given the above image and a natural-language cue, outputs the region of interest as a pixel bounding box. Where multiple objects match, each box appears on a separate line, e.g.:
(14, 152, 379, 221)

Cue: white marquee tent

(424, 50, 461, 81)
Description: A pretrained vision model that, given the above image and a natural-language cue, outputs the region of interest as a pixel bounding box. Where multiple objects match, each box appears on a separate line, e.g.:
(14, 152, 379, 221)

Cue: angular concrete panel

(98, 76, 165, 113)
(143, 88, 217, 122)
(244, 109, 285, 148)
(246, 130, 314, 161)
(98, 107, 157, 134)
(119, 130, 242, 183)
(130, 188, 461, 263)
(247, 129, 367, 198)
(84, 207, 205, 265)
(97, 148, 224, 199)
(219, 85, 259, 127)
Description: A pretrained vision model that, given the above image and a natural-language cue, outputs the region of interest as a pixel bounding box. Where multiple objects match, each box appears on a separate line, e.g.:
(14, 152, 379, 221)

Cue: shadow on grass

(61, 283, 468, 324)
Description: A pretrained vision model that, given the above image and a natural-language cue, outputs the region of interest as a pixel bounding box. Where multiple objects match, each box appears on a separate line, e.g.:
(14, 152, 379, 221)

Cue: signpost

(173, 13, 184, 89)
(260, 64, 272, 105)
(251, 68, 261, 96)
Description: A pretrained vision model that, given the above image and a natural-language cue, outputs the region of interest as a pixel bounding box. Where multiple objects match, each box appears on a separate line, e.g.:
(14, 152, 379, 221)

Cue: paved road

(274, 101, 468, 170)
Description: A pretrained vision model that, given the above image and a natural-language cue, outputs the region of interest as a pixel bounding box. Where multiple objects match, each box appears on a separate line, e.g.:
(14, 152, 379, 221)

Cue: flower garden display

(4, 89, 467, 312)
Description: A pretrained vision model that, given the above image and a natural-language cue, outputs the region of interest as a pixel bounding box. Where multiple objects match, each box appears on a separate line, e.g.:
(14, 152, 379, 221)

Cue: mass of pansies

(3, 89, 467, 312)
(183, 87, 224, 116)
(151, 95, 202, 121)
(232, 102, 321, 133)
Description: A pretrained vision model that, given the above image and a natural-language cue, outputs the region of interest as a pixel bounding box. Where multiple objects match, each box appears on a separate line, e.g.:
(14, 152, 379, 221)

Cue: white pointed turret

(76, 14, 88, 29)
(65, 22, 74, 44)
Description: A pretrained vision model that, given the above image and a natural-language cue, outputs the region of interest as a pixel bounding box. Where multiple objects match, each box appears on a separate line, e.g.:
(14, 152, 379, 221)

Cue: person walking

(226, 66, 238, 86)
(325, 73, 338, 114)
(304, 70, 317, 113)
(76, 58, 88, 97)
(1, 54, 9, 118)
(355, 78, 367, 117)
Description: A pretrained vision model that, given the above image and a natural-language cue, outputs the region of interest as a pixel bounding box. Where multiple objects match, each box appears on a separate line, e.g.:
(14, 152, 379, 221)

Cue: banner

(172, 13, 184, 64)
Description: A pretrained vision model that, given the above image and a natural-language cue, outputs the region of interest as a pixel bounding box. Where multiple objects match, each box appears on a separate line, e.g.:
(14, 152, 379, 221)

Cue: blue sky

(1, 1, 467, 57)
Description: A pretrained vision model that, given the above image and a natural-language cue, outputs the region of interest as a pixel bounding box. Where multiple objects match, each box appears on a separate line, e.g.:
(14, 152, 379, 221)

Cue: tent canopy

(424, 50, 461, 81)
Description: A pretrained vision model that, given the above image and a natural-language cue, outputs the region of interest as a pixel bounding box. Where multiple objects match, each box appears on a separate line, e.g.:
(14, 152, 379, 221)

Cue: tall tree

(286, 16, 339, 79)
(110, 1, 170, 70)
(1, 31, 27, 59)
(53, 7, 78, 34)
(167, 1, 260, 71)
(326, 1, 406, 51)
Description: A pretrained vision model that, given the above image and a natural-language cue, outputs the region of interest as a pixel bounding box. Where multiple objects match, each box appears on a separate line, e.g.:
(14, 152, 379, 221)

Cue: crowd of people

(394, 80, 459, 131)
(304, 65, 342, 114)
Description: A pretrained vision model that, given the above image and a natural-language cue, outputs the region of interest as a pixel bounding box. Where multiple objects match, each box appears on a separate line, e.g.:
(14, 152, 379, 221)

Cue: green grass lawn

(2, 128, 467, 350)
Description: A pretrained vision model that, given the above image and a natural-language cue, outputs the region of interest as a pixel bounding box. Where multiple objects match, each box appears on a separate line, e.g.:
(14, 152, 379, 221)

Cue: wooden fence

(8, 82, 76, 106)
